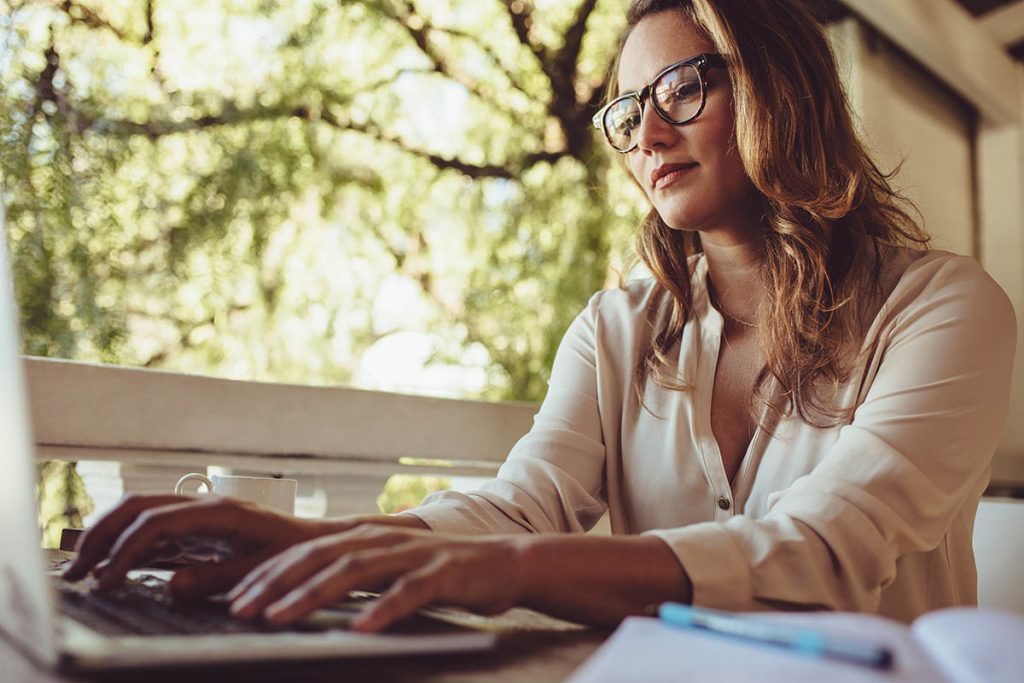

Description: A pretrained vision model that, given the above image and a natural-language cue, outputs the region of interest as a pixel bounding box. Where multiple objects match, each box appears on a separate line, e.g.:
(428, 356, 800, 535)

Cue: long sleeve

(408, 291, 612, 535)
(645, 254, 1017, 616)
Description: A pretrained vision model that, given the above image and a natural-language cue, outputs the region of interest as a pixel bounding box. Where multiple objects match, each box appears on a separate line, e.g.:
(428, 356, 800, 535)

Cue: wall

(830, 17, 1024, 489)
(830, 19, 976, 255)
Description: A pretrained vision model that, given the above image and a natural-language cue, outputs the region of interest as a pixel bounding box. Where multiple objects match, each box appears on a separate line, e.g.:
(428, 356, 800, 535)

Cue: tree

(1, 0, 649, 538)
(1, 0, 648, 403)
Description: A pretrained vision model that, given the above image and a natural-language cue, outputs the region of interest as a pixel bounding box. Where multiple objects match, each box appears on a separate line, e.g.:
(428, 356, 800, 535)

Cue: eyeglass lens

(603, 62, 703, 151)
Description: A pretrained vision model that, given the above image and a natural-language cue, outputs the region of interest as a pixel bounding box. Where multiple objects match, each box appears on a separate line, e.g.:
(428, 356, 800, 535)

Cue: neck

(701, 231, 765, 327)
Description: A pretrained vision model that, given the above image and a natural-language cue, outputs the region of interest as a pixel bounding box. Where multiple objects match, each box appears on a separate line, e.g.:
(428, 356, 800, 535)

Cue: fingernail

(231, 596, 255, 617)
(351, 613, 377, 632)
(92, 560, 110, 578)
(265, 594, 298, 621)
(226, 583, 250, 602)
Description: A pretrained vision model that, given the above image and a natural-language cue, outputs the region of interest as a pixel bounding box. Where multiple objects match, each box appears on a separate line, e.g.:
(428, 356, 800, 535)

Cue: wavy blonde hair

(612, 0, 929, 425)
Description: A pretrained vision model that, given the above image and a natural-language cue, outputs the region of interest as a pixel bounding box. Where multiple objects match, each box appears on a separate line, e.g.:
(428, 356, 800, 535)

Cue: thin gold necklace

(709, 288, 759, 329)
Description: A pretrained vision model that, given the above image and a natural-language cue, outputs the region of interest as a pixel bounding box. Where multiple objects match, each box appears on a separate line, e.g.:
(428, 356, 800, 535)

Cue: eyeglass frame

(592, 52, 728, 154)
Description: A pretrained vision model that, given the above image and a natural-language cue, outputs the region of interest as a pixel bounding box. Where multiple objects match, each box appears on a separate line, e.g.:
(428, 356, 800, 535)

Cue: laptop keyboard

(56, 574, 347, 637)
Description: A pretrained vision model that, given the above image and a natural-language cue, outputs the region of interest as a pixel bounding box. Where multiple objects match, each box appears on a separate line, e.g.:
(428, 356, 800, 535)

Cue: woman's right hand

(61, 494, 413, 598)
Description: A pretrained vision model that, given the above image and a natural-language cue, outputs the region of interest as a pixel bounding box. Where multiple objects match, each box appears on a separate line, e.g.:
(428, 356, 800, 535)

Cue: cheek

(696, 89, 743, 172)
(627, 155, 655, 202)
(700, 118, 749, 191)
(626, 155, 645, 187)
(718, 145, 749, 191)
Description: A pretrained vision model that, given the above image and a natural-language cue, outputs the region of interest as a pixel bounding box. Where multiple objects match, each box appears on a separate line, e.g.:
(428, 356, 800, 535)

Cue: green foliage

(376, 474, 451, 514)
(37, 460, 93, 548)
(2, 0, 649, 397)
(2, 0, 654, 525)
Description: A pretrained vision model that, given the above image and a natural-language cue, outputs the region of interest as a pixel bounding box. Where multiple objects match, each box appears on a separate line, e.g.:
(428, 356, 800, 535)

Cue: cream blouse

(408, 249, 1016, 622)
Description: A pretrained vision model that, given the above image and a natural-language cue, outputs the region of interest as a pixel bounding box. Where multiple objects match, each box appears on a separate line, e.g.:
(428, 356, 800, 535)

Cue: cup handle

(175, 472, 214, 495)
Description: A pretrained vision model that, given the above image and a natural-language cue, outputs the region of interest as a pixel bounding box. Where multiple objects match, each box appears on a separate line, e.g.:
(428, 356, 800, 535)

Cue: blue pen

(657, 603, 893, 670)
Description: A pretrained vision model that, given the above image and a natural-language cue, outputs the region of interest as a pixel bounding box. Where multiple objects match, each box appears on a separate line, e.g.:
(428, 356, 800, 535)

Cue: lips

(651, 162, 698, 190)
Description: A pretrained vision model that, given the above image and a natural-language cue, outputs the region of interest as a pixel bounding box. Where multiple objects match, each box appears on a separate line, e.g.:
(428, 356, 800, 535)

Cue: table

(2, 611, 607, 683)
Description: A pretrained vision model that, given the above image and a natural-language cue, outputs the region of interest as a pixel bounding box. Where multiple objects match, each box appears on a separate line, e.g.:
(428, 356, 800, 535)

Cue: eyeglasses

(592, 53, 727, 153)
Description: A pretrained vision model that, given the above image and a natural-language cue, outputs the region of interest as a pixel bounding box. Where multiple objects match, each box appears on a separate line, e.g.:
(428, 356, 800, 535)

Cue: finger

(97, 498, 252, 589)
(262, 546, 423, 625)
(230, 540, 347, 619)
(225, 547, 291, 603)
(224, 529, 377, 603)
(63, 494, 190, 580)
(351, 561, 447, 633)
(224, 563, 267, 602)
(230, 527, 415, 619)
(169, 553, 274, 598)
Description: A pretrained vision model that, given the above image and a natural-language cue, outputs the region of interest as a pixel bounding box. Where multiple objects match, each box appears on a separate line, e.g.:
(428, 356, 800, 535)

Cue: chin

(647, 184, 721, 232)
(654, 205, 715, 232)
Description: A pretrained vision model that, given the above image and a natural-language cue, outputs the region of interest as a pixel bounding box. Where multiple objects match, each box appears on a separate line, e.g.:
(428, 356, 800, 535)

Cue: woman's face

(618, 10, 758, 237)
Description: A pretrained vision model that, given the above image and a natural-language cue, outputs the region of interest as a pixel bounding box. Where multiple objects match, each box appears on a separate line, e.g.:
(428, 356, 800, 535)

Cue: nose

(633, 102, 678, 154)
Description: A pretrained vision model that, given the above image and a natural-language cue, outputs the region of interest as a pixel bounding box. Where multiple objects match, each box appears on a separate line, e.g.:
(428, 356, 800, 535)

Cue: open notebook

(567, 607, 1024, 683)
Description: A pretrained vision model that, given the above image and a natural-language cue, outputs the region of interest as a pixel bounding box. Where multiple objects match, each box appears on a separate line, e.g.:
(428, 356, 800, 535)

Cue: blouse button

(717, 496, 731, 511)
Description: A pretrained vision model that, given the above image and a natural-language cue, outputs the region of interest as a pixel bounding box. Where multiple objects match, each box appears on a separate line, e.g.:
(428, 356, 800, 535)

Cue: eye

(666, 80, 700, 104)
(607, 100, 641, 135)
(675, 80, 700, 100)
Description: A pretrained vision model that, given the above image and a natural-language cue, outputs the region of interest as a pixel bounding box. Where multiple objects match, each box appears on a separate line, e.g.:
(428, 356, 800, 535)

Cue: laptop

(0, 203, 496, 671)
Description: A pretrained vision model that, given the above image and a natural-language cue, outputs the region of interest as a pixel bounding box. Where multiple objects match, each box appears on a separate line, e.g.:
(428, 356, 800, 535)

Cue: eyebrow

(615, 55, 701, 99)
(614, 60, 679, 98)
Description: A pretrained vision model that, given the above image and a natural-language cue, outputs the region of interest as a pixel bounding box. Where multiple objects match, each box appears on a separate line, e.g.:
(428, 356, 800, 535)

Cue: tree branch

(547, 0, 600, 159)
(501, 0, 547, 71)
(384, 0, 522, 119)
(48, 0, 130, 41)
(551, 0, 599, 92)
(496, 0, 602, 160)
(60, 90, 539, 180)
(320, 109, 518, 179)
(32, 11, 556, 184)
(427, 25, 532, 100)
(72, 101, 301, 138)
(143, 0, 155, 45)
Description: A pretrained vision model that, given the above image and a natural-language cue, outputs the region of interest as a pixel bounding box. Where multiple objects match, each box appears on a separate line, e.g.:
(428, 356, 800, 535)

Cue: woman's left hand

(225, 524, 526, 632)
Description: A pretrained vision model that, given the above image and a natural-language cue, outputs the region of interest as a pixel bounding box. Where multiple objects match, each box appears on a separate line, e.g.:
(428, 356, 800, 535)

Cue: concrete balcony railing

(23, 356, 537, 518)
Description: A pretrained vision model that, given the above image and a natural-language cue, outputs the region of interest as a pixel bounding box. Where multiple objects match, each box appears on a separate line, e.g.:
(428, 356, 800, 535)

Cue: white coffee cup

(174, 472, 297, 516)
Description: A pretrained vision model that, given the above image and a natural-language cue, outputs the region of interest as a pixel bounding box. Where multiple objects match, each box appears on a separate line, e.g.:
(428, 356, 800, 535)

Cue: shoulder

(583, 255, 703, 328)
(877, 248, 1016, 352)
(554, 278, 667, 371)
(888, 249, 1013, 317)
(589, 277, 661, 312)
(581, 277, 673, 337)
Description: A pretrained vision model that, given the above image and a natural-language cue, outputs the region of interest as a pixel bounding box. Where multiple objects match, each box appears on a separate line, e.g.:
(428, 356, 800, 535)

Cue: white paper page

(912, 608, 1024, 683)
(567, 614, 950, 683)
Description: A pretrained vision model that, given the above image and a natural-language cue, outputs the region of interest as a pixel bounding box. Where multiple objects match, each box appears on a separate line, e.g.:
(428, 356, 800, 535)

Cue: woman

(65, 0, 1015, 632)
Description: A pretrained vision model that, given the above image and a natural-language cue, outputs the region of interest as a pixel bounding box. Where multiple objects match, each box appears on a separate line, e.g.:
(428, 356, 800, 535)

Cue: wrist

(506, 534, 693, 620)
(507, 535, 543, 609)
(313, 512, 429, 536)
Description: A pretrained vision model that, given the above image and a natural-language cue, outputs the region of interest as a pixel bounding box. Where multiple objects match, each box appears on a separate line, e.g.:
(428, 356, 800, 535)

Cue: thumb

(170, 555, 269, 598)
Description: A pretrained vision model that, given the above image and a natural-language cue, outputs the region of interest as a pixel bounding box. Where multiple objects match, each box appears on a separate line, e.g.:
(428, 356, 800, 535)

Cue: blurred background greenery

(1, 0, 652, 540)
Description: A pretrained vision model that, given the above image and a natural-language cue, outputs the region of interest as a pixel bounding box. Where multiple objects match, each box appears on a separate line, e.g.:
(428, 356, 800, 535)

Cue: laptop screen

(0, 202, 59, 666)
